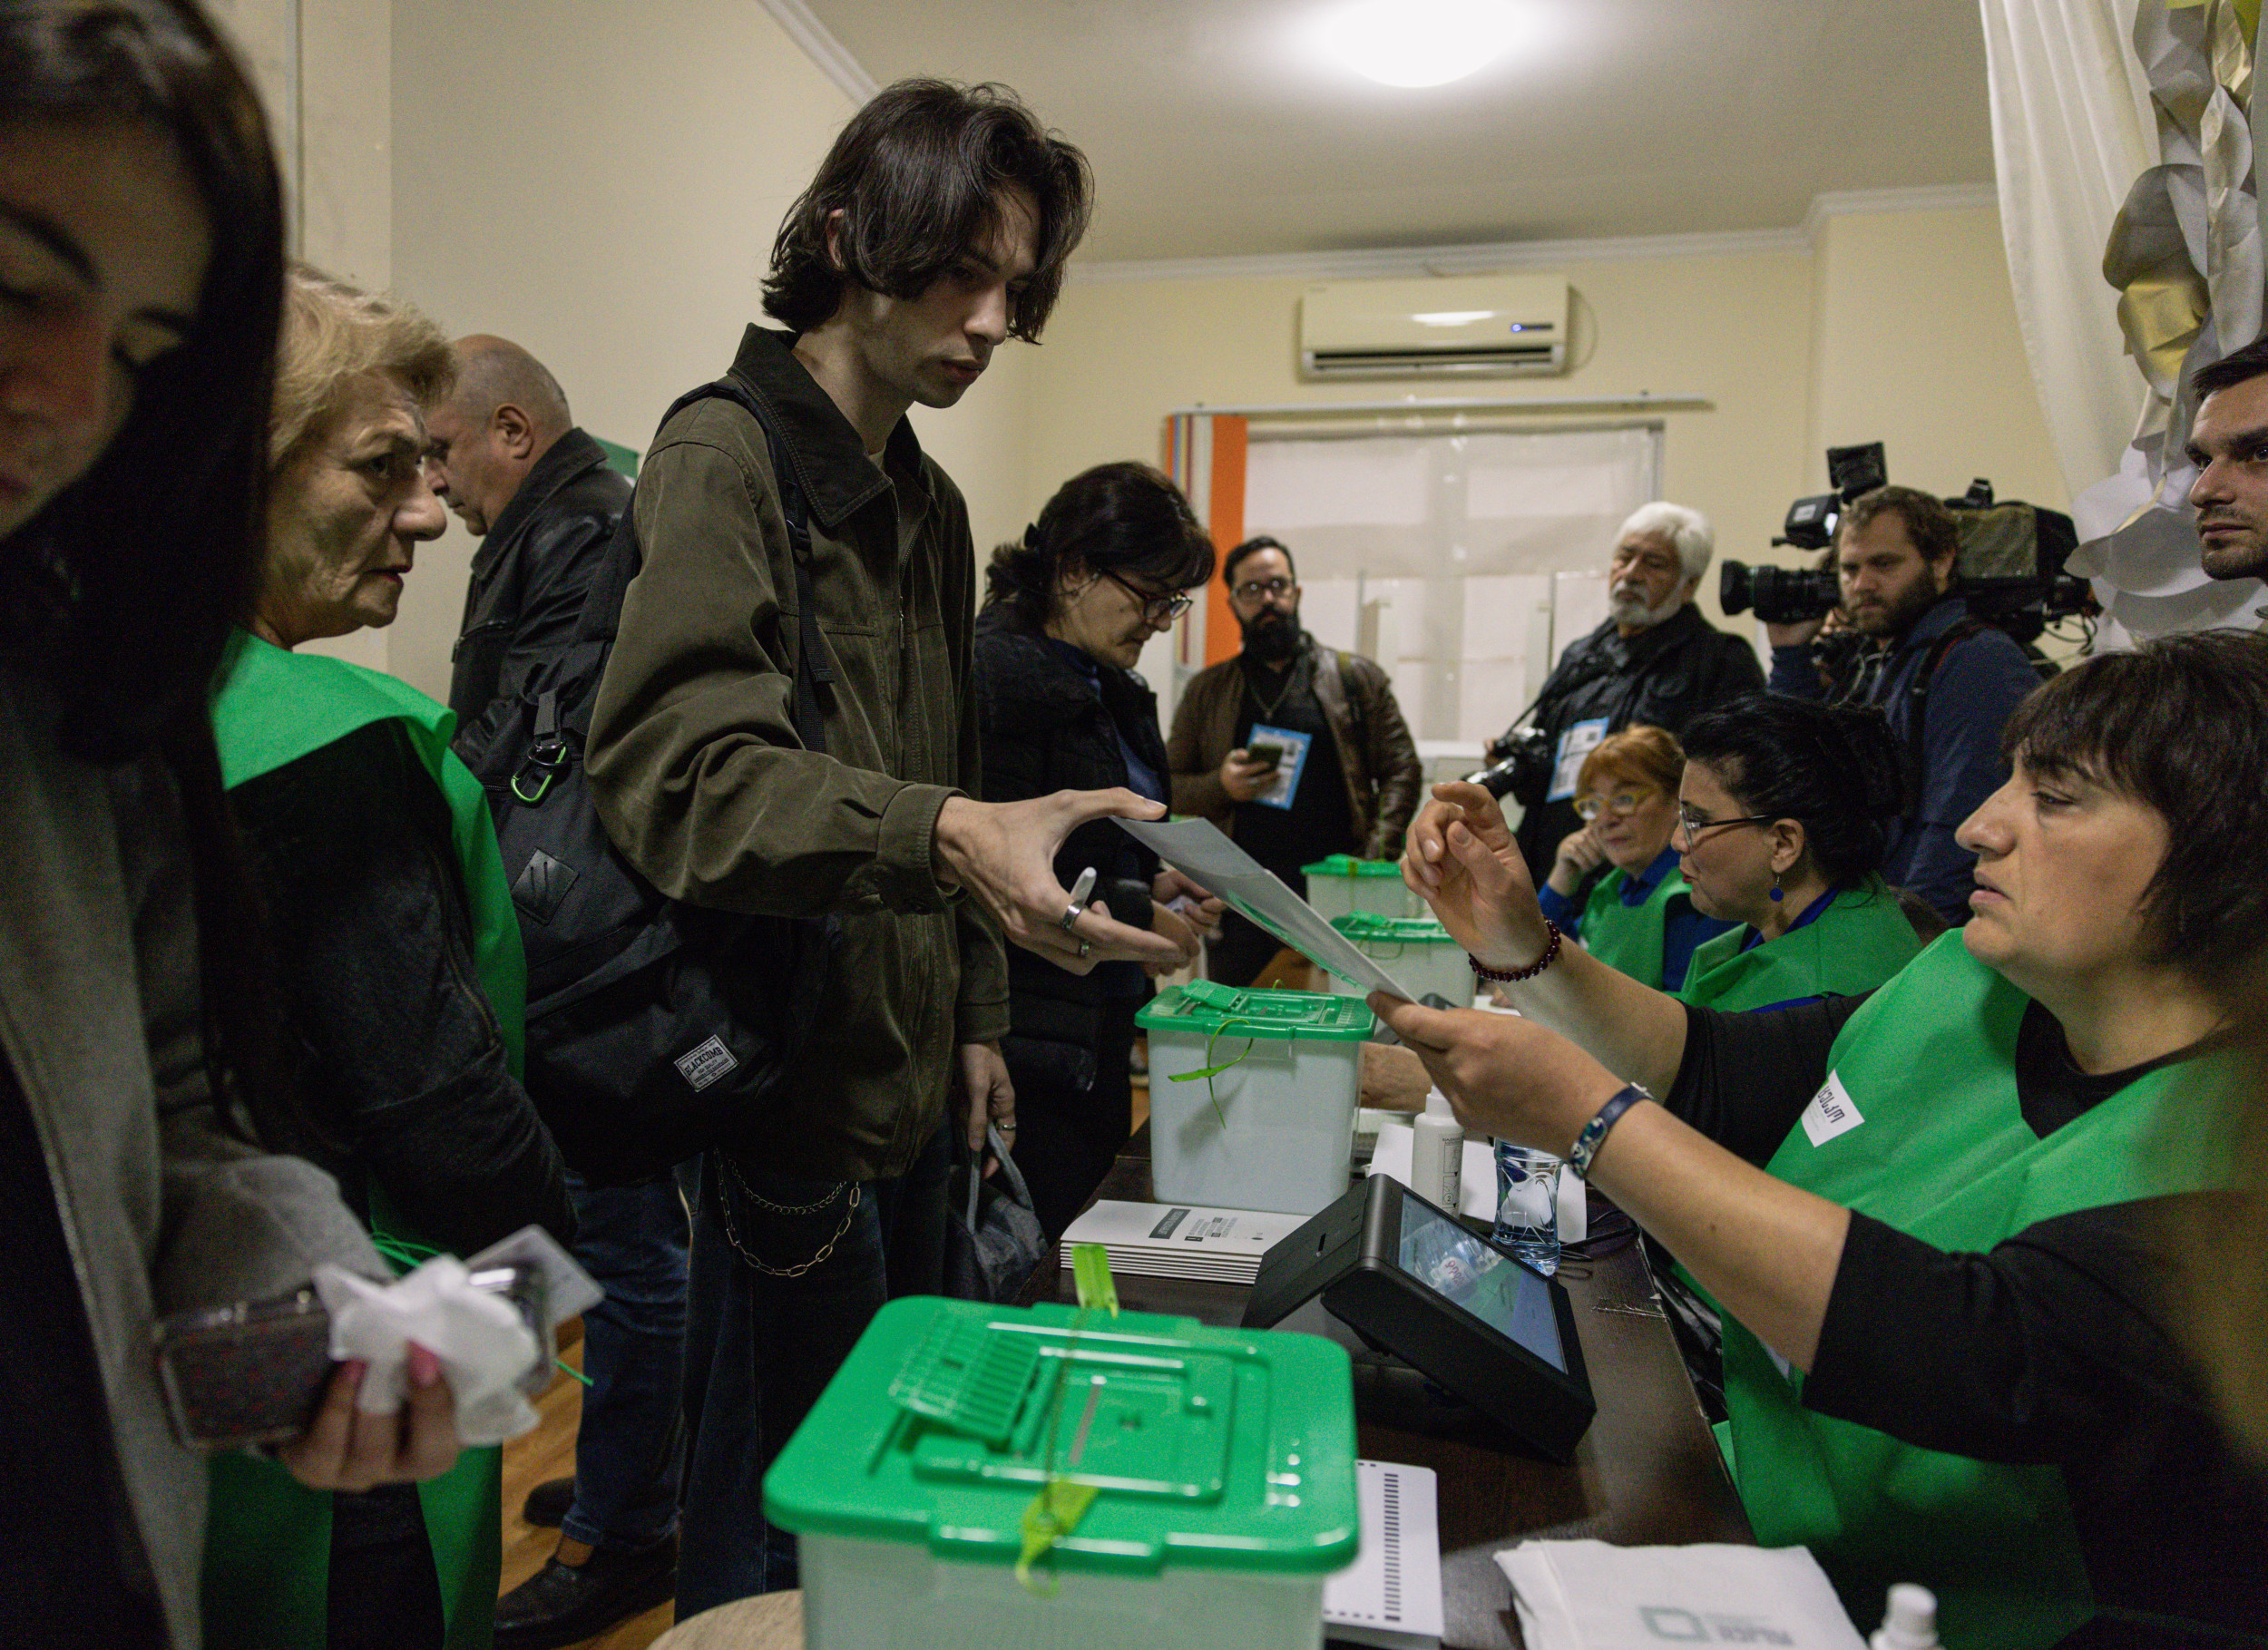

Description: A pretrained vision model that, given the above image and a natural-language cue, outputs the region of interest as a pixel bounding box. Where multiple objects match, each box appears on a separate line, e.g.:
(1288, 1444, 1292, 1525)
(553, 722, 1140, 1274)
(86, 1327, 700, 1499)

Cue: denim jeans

(674, 1125, 950, 1618)
(561, 1168, 691, 1555)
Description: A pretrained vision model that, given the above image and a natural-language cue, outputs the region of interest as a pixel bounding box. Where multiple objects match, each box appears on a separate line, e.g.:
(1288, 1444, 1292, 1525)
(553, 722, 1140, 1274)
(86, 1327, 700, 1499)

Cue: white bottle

(1871, 1584, 1938, 1650)
(1412, 1112, 1461, 1212)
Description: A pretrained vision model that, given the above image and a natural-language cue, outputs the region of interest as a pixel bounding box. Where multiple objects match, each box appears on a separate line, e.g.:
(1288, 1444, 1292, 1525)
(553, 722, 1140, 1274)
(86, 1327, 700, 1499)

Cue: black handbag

(942, 1125, 1049, 1303)
(486, 374, 839, 1186)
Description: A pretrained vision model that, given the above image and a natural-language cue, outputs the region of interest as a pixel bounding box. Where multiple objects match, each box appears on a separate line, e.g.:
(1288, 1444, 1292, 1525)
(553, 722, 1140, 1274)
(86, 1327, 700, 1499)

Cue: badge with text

(1546, 718, 1609, 803)
(1799, 1070, 1865, 1147)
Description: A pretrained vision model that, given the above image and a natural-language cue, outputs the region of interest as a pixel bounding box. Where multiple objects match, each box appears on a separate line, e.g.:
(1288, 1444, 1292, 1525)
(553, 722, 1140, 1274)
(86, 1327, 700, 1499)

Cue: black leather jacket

(231, 720, 574, 1255)
(1508, 603, 1765, 884)
(449, 426, 631, 780)
(973, 606, 1163, 1093)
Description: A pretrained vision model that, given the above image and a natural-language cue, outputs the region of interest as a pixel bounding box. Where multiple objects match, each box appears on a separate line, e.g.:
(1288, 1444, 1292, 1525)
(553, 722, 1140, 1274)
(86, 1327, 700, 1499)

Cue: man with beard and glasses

(1167, 536, 1422, 985)
(1495, 503, 1765, 893)
(1768, 484, 2039, 924)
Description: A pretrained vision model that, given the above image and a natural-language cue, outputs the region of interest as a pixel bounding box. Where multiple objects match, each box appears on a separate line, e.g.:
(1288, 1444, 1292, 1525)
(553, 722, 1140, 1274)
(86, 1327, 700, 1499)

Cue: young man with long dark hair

(584, 79, 1178, 1616)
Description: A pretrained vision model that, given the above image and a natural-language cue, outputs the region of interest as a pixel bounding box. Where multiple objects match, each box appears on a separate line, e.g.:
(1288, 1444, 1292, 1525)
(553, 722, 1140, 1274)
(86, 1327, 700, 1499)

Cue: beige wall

(383, 0, 865, 702)
(1023, 202, 2063, 659)
(1808, 206, 2069, 512)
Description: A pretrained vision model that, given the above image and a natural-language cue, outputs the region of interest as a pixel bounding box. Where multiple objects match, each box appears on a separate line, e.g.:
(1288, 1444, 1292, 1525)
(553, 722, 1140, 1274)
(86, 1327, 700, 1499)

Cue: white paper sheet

(1114, 816, 1418, 999)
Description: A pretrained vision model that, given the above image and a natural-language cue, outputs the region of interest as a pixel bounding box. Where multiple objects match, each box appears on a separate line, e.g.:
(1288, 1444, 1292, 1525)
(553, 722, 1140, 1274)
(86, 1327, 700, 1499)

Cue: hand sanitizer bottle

(1871, 1584, 1938, 1650)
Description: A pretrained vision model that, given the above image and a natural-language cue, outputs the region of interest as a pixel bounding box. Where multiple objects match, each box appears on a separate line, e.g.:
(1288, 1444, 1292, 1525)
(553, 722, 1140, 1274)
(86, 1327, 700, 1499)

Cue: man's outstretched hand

(934, 790, 1184, 974)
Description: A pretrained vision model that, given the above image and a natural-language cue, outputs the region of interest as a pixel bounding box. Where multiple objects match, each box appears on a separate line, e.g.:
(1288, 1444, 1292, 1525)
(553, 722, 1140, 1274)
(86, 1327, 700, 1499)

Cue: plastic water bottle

(1491, 1140, 1561, 1275)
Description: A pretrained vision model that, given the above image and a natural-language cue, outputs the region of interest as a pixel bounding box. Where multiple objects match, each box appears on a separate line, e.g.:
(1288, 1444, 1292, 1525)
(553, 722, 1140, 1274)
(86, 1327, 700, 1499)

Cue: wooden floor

(495, 1063, 1154, 1648)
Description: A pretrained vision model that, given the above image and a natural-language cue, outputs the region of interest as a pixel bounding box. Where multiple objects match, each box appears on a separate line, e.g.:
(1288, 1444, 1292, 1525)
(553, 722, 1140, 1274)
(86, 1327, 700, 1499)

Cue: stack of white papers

(1496, 1539, 1866, 1650)
(1057, 1200, 1307, 1285)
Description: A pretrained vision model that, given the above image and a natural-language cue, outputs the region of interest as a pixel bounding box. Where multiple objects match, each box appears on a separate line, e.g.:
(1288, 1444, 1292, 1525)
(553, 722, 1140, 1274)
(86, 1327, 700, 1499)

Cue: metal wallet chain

(716, 1156, 863, 1278)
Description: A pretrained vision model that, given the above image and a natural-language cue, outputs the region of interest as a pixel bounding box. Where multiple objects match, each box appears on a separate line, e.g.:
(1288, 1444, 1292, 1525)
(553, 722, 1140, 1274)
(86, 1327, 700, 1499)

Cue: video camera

(1719, 442, 2093, 644)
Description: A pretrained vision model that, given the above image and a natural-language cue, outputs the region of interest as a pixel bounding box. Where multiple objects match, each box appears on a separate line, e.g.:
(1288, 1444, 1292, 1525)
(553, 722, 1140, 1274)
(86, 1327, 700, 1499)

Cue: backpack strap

(1898, 617, 1989, 814)
(677, 373, 837, 754)
(558, 373, 837, 754)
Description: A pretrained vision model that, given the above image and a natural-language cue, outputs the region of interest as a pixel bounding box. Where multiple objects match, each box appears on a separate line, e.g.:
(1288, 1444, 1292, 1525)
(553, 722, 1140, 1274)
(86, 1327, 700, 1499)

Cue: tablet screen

(1396, 1196, 1565, 1371)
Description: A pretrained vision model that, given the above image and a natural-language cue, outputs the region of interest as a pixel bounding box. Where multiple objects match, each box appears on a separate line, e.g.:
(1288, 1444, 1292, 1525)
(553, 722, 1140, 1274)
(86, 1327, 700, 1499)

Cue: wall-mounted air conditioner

(1299, 274, 1569, 379)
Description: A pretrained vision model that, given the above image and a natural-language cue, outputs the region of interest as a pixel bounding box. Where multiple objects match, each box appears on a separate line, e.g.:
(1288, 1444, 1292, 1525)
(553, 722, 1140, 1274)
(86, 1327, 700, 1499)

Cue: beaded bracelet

(1469, 920, 1560, 983)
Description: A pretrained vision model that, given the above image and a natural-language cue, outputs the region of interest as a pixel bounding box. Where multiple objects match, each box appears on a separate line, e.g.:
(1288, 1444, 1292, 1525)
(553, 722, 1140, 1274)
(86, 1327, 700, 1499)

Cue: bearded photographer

(1766, 485, 2040, 923)
(1491, 503, 1765, 888)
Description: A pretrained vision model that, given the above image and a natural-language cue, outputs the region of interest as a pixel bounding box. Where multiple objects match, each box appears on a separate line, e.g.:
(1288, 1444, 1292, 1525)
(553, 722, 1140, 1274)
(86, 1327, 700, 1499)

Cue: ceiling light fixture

(1316, 0, 1530, 89)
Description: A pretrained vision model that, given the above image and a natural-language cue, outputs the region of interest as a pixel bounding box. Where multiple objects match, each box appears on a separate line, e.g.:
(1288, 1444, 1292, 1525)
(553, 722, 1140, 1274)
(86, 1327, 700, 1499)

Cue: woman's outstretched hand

(1401, 781, 1551, 972)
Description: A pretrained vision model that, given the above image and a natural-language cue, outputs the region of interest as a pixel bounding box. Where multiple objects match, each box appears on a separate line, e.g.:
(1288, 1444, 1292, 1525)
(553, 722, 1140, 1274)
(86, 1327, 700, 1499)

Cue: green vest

(203, 633, 518, 1650)
(1723, 934, 2232, 1648)
(1678, 877, 1919, 1012)
(1579, 862, 1697, 991)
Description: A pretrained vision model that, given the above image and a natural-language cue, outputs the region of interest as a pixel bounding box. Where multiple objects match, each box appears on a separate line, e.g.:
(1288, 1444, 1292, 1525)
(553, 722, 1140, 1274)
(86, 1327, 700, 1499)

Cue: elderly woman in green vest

(204, 269, 574, 1650)
(1666, 694, 1921, 1013)
(1379, 633, 2268, 1648)
(1537, 724, 1732, 992)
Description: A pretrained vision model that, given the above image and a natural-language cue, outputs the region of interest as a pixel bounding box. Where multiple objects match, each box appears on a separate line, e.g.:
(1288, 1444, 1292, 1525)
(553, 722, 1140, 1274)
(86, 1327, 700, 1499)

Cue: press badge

(1545, 718, 1608, 802)
(1799, 1070, 1865, 1147)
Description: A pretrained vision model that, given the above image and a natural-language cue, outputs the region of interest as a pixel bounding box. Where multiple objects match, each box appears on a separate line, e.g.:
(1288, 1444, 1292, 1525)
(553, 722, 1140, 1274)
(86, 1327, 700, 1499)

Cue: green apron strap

(1677, 878, 1919, 1012)
(205, 635, 524, 1645)
(210, 630, 525, 1074)
(1579, 864, 1696, 990)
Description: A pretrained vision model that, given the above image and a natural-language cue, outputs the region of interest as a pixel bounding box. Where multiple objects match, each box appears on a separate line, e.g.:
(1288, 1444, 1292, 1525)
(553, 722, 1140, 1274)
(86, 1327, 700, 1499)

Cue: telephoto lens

(1718, 561, 1843, 625)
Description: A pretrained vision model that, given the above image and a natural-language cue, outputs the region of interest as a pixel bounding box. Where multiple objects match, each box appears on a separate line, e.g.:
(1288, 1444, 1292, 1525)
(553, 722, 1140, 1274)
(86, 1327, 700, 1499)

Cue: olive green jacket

(586, 327, 1010, 1181)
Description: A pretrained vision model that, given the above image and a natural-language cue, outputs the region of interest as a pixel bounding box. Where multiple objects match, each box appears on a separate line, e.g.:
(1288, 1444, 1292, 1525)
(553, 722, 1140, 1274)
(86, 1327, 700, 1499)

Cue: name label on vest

(1798, 1070, 1864, 1147)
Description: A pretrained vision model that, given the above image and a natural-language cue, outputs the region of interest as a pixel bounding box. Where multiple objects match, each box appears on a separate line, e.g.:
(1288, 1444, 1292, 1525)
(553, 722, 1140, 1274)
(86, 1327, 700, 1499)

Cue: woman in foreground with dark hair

(1383, 632, 2268, 1647)
(975, 462, 1222, 1235)
(1667, 694, 1921, 1012)
(0, 4, 455, 1645)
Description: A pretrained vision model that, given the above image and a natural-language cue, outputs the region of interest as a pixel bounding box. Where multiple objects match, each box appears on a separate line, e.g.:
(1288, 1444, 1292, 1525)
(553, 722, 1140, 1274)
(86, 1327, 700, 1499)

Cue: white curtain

(1980, 0, 2155, 493)
(1243, 426, 1661, 745)
(1982, 0, 2267, 638)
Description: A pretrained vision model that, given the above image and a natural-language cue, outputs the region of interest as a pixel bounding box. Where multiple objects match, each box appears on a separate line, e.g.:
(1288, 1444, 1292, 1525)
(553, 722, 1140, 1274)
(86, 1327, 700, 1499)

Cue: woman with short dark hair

(1669, 693, 1921, 1011)
(1383, 631, 2268, 1646)
(975, 462, 1219, 1234)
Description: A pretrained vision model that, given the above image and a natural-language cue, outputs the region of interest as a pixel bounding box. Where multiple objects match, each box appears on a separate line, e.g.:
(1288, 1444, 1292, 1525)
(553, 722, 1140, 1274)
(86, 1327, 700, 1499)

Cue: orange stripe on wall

(1203, 415, 1247, 667)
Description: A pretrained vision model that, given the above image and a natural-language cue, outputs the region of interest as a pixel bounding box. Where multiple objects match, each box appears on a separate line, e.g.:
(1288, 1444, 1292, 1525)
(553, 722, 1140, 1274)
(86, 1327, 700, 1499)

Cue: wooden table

(1020, 1133, 1751, 1649)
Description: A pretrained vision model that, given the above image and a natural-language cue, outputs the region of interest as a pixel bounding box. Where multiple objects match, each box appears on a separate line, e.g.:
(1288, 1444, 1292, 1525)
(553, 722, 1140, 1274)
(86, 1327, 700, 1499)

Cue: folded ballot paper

(1496, 1540, 1866, 1650)
(1114, 815, 1417, 1000)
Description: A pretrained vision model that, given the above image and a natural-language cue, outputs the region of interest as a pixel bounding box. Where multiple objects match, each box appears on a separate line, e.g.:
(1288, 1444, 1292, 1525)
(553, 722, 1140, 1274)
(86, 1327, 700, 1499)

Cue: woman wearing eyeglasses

(1665, 694, 1923, 1012)
(1539, 725, 1732, 992)
(1379, 637, 2268, 1646)
(974, 464, 1225, 1235)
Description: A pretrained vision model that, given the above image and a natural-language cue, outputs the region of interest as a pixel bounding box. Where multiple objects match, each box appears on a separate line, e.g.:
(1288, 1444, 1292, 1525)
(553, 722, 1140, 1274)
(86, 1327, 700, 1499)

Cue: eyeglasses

(1574, 789, 1651, 821)
(1100, 570, 1194, 628)
(1231, 576, 1295, 604)
(1673, 806, 1777, 845)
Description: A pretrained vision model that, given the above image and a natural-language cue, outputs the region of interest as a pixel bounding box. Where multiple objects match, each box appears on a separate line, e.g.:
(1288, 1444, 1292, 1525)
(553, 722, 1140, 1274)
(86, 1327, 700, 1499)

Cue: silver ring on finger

(1059, 902, 1083, 932)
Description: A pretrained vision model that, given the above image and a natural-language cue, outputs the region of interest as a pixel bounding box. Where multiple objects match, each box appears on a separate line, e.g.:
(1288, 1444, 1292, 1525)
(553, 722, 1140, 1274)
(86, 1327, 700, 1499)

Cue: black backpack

(485, 375, 838, 1186)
